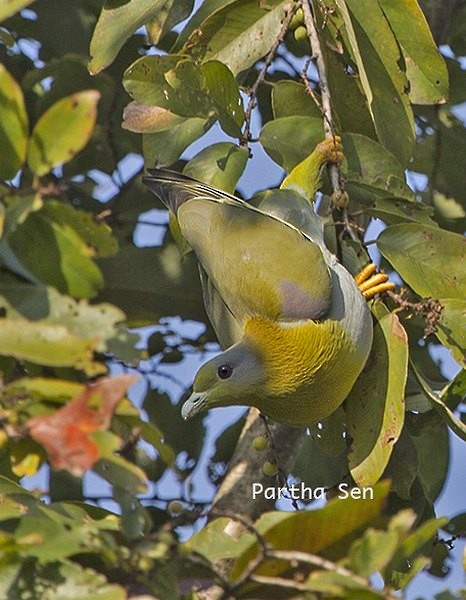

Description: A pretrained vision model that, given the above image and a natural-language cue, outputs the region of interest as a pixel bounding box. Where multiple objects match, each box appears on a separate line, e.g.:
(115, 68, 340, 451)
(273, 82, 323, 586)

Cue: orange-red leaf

(28, 374, 138, 475)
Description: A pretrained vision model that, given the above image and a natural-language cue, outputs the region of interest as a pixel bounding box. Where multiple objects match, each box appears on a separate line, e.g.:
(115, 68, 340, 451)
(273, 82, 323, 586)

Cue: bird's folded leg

(314, 136, 343, 165)
(355, 263, 395, 300)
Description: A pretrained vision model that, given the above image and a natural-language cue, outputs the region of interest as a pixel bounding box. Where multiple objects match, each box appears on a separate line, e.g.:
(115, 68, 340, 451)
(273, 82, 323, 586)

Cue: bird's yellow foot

(355, 263, 394, 300)
(315, 136, 343, 166)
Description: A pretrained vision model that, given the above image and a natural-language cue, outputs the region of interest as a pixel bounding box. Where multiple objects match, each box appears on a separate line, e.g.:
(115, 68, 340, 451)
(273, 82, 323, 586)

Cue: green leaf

(123, 54, 187, 107)
(342, 133, 415, 201)
(93, 432, 148, 495)
(349, 529, 399, 577)
(1, 559, 125, 600)
(89, 0, 174, 75)
(0, 319, 96, 370)
(27, 90, 100, 176)
(0, 0, 34, 22)
(272, 81, 322, 119)
(122, 416, 176, 467)
(411, 417, 449, 502)
(200, 61, 244, 137)
(336, 0, 415, 165)
(0, 64, 28, 179)
(377, 223, 466, 300)
(231, 482, 390, 581)
(183, 142, 248, 193)
(436, 299, 466, 367)
(0, 283, 124, 372)
(184, 517, 251, 561)
(125, 56, 243, 137)
(384, 516, 449, 585)
(260, 116, 324, 172)
(365, 196, 435, 225)
(412, 365, 466, 442)
(146, 0, 194, 46)
(378, 0, 448, 105)
(182, 0, 287, 75)
(5, 201, 109, 298)
(346, 308, 408, 486)
(143, 117, 209, 167)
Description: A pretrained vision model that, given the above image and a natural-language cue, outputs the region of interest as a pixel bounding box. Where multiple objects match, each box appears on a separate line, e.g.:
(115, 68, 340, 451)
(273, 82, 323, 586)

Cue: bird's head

(181, 340, 266, 420)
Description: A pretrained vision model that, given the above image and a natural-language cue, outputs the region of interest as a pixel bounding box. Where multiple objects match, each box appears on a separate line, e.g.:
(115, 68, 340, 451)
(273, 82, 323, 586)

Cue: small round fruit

(289, 7, 304, 30)
(262, 460, 278, 477)
(294, 25, 308, 43)
(252, 435, 268, 452)
(167, 500, 184, 516)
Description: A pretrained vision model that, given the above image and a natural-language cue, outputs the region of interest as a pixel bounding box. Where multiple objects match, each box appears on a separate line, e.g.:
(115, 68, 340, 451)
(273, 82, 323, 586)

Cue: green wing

(143, 169, 332, 327)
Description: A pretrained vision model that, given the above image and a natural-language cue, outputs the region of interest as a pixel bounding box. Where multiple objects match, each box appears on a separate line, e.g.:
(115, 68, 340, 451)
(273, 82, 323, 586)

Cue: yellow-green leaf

(346, 307, 408, 487)
(231, 482, 390, 582)
(27, 90, 100, 176)
(89, 0, 171, 75)
(377, 223, 466, 300)
(0, 64, 28, 179)
(0, 0, 34, 23)
(378, 0, 449, 104)
(437, 298, 466, 367)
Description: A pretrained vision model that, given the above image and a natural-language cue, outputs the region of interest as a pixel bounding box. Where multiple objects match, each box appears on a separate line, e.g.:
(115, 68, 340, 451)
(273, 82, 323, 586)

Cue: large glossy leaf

(411, 416, 449, 502)
(0, 283, 124, 372)
(89, 0, 172, 75)
(0, 64, 28, 180)
(183, 142, 248, 193)
(143, 117, 210, 167)
(172, 0, 238, 51)
(271, 81, 322, 119)
(230, 481, 390, 581)
(412, 364, 466, 442)
(436, 299, 466, 367)
(146, 0, 193, 46)
(377, 223, 466, 300)
(27, 90, 100, 176)
(260, 116, 324, 172)
(180, 0, 287, 75)
(346, 307, 408, 486)
(342, 133, 414, 201)
(125, 55, 243, 137)
(336, 0, 415, 165)
(365, 196, 435, 226)
(5, 201, 108, 298)
(378, 0, 448, 105)
(200, 61, 244, 137)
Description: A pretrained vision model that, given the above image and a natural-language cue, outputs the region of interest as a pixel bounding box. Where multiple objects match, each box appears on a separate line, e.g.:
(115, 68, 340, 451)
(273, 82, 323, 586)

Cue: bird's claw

(315, 136, 343, 166)
(355, 263, 394, 300)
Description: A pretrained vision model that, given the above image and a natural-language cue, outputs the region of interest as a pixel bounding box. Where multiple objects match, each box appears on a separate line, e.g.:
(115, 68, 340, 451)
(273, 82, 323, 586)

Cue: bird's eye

(217, 364, 233, 380)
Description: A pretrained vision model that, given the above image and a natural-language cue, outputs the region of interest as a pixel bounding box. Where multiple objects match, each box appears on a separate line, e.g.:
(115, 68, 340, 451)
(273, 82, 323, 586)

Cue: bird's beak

(181, 391, 208, 420)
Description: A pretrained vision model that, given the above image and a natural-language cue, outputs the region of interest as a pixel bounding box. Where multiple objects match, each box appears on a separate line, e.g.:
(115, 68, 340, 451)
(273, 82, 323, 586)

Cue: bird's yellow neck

(243, 316, 359, 412)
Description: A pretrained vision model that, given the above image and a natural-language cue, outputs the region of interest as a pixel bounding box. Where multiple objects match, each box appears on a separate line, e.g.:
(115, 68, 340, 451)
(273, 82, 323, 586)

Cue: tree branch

(301, 0, 343, 198)
(242, 3, 299, 145)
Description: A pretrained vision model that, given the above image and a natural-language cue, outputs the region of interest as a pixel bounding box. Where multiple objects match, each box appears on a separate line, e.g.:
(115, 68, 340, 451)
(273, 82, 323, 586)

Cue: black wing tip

(143, 168, 198, 186)
(142, 168, 203, 213)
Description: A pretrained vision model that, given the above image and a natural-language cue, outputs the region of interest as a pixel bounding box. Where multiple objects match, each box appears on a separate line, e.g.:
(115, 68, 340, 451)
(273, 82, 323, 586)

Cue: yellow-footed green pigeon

(143, 143, 373, 426)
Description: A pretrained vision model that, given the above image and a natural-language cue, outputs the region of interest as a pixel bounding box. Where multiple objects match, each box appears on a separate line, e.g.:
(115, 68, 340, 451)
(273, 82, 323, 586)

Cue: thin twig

(259, 413, 300, 511)
(268, 549, 371, 588)
(301, 0, 341, 193)
(242, 3, 300, 145)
